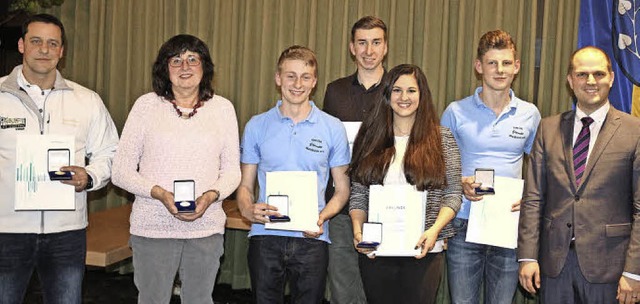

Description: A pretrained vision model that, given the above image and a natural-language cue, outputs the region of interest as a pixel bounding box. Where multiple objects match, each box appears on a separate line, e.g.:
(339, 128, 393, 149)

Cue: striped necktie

(573, 117, 594, 185)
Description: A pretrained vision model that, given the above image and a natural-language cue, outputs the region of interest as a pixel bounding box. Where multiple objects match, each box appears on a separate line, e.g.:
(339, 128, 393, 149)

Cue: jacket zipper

(39, 89, 52, 233)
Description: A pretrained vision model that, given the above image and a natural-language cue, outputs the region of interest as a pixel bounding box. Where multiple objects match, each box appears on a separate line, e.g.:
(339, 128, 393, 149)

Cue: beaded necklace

(170, 100, 203, 119)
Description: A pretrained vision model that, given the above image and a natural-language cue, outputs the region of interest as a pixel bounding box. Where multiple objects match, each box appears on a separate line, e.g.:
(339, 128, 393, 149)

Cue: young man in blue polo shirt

(237, 45, 350, 303)
(440, 30, 541, 303)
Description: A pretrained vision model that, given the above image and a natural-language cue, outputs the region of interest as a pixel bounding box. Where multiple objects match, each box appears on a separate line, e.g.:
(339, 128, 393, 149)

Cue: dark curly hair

(152, 34, 214, 101)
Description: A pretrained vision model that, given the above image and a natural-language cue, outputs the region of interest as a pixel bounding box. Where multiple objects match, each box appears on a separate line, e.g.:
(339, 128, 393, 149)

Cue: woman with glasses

(349, 64, 462, 303)
(112, 34, 240, 303)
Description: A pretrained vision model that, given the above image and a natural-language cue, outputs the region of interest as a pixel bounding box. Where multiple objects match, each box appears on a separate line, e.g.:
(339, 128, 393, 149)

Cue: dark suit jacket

(518, 106, 640, 283)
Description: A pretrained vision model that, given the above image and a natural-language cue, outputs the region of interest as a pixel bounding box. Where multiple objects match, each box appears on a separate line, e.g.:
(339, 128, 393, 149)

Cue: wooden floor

(85, 200, 250, 267)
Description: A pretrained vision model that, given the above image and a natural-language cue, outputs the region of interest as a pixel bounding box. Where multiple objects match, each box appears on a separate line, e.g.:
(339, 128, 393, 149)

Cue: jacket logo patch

(0, 116, 26, 130)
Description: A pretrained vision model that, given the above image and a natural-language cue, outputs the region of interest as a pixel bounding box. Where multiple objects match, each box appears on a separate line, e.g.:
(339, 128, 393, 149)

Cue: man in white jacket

(0, 14, 118, 304)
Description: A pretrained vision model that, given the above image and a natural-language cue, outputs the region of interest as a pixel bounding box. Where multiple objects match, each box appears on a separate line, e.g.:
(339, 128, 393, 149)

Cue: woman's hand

(415, 228, 438, 259)
(151, 185, 178, 215)
(176, 190, 218, 222)
(353, 230, 376, 259)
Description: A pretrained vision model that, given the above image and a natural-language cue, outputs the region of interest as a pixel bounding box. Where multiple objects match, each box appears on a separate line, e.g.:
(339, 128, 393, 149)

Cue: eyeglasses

(168, 55, 201, 67)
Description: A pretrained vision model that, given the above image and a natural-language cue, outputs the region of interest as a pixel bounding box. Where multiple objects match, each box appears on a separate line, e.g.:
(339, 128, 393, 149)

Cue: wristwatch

(86, 175, 94, 190)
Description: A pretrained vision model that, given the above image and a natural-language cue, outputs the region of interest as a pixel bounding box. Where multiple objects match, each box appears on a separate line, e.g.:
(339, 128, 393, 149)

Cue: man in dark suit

(518, 46, 640, 303)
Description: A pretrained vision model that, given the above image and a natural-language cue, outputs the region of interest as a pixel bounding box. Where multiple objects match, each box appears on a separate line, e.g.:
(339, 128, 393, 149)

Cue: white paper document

(368, 184, 426, 256)
(14, 134, 76, 210)
(466, 176, 524, 249)
(342, 121, 362, 155)
(265, 171, 319, 232)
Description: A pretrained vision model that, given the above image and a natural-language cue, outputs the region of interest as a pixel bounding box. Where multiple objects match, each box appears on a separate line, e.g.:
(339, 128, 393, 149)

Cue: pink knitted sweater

(112, 92, 240, 238)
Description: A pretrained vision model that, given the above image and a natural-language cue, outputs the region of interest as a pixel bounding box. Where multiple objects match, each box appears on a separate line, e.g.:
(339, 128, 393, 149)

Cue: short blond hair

(277, 45, 318, 77)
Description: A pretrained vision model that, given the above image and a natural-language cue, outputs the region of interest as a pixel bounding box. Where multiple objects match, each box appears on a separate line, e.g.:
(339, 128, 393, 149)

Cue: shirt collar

(274, 100, 319, 124)
(575, 102, 609, 125)
(17, 67, 59, 94)
(472, 87, 518, 110)
(351, 70, 386, 91)
(17, 69, 52, 96)
(17, 69, 31, 90)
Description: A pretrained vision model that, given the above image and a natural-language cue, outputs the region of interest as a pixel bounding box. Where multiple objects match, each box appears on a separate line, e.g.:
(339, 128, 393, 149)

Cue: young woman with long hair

(349, 64, 462, 303)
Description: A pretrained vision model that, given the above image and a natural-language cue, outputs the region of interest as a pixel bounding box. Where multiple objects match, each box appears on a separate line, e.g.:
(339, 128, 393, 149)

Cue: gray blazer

(518, 106, 640, 283)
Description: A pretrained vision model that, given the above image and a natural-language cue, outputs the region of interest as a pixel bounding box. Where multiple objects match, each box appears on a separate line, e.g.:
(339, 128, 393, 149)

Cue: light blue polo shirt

(441, 87, 541, 219)
(241, 100, 350, 243)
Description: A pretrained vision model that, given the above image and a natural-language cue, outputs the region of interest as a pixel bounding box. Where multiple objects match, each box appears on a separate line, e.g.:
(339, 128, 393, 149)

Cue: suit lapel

(579, 108, 621, 190)
(561, 111, 577, 191)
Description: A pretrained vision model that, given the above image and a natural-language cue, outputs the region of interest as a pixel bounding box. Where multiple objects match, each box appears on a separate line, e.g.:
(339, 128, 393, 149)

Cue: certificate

(368, 184, 426, 256)
(342, 121, 362, 155)
(14, 134, 76, 210)
(466, 176, 524, 249)
(265, 171, 319, 232)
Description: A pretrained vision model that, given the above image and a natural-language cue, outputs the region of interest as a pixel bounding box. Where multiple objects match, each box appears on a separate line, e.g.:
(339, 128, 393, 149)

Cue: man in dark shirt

(322, 15, 388, 304)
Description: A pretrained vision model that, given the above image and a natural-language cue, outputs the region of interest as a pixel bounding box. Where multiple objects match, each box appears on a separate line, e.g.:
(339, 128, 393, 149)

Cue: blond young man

(238, 45, 350, 303)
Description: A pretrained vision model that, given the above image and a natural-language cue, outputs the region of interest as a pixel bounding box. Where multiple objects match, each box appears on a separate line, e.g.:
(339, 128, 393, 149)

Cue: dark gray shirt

(322, 71, 386, 213)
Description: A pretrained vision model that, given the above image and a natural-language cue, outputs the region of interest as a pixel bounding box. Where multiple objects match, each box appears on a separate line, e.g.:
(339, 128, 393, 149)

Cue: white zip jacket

(0, 65, 119, 234)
